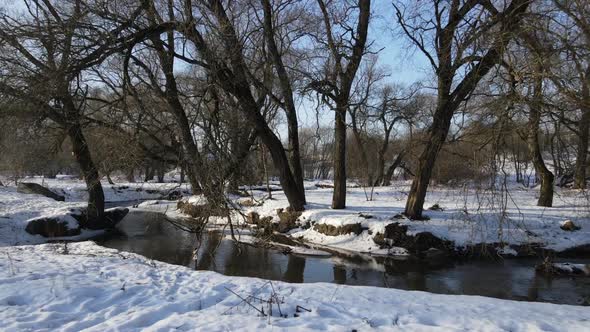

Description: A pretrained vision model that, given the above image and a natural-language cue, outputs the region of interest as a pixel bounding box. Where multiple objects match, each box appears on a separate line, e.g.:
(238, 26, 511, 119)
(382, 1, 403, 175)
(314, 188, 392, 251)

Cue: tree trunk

(332, 106, 347, 209)
(381, 151, 405, 186)
(147, 21, 205, 196)
(549, 123, 562, 178)
(350, 111, 372, 188)
(574, 107, 589, 189)
(182, 0, 305, 210)
(287, 114, 306, 202)
(404, 105, 453, 219)
(106, 173, 115, 185)
(67, 123, 105, 229)
(157, 167, 165, 183)
(126, 168, 135, 183)
(261, 0, 305, 202)
(528, 130, 554, 207)
(260, 143, 273, 199)
(373, 138, 388, 187)
(144, 166, 154, 182)
(179, 165, 186, 183)
(258, 125, 305, 210)
(527, 77, 554, 207)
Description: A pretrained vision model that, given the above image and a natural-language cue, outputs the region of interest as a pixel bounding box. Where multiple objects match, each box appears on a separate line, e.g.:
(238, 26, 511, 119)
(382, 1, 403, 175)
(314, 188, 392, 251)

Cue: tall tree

(394, 0, 532, 219)
(0, 0, 164, 227)
(309, 0, 371, 209)
(550, 0, 590, 189)
(518, 27, 556, 206)
(261, 0, 306, 201)
(179, 0, 306, 210)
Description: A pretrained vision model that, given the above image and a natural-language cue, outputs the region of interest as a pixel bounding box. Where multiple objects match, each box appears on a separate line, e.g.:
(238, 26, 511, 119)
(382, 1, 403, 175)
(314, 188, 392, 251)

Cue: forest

(0, 0, 589, 331)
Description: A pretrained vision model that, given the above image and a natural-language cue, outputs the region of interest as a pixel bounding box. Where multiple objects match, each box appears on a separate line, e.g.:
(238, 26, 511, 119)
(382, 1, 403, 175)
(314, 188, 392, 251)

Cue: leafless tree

(0, 0, 170, 226)
(548, 0, 590, 189)
(394, 0, 532, 219)
(307, 0, 371, 209)
(178, 0, 306, 210)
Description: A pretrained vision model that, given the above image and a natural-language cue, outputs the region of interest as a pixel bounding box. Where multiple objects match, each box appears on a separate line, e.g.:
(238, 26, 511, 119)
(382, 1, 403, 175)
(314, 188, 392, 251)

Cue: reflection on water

(99, 211, 590, 305)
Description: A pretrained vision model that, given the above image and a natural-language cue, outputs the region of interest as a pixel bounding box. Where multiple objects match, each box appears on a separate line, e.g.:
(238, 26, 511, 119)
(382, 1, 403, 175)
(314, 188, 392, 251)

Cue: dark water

(99, 210, 590, 306)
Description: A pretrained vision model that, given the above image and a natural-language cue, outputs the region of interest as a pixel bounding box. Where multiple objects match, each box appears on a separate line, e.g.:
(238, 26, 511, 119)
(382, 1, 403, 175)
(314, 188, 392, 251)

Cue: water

(99, 210, 590, 306)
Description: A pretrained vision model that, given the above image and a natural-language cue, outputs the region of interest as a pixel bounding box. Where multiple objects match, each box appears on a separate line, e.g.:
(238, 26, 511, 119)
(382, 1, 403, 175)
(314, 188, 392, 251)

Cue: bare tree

(549, 0, 590, 189)
(518, 30, 555, 206)
(394, 0, 532, 219)
(0, 0, 167, 227)
(308, 0, 371, 209)
(260, 0, 306, 201)
(179, 0, 306, 210)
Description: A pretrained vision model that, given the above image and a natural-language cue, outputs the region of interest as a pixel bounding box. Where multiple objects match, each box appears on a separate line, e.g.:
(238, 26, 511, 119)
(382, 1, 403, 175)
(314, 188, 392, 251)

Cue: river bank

(1, 241, 589, 331)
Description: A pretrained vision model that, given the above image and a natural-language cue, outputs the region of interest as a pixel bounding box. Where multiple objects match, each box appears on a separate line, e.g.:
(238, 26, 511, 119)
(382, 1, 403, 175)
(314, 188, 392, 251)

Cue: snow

(552, 263, 590, 275)
(1, 177, 589, 330)
(245, 182, 590, 255)
(0, 186, 87, 246)
(0, 179, 187, 247)
(3, 177, 589, 255)
(1, 241, 589, 331)
(8, 176, 191, 202)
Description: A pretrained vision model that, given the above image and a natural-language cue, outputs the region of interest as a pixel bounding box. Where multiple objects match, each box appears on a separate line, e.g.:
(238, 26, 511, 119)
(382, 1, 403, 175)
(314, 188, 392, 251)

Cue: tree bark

(527, 75, 554, 207)
(400, 0, 531, 219)
(144, 166, 154, 182)
(381, 150, 406, 186)
(574, 107, 590, 189)
(373, 115, 397, 187)
(149, 21, 205, 195)
(126, 168, 135, 183)
(156, 164, 165, 183)
(332, 106, 347, 209)
(404, 105, 453, 219)
(182, 0, 305, 210)
(314, 0, 371, 209)
(179, 165, 186, 183)
(106, 173, 115, 185)
(261, 0, 305, 201)
(67, 122, 105, 229)
(350, 107, 372, 188)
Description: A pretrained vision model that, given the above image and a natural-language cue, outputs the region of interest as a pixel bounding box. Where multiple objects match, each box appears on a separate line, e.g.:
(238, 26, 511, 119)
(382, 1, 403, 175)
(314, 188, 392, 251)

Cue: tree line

(0, 0, 588, 227)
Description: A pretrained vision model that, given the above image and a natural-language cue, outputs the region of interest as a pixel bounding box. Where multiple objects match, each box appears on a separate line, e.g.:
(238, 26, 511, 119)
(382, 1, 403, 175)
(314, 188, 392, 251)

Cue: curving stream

(98, 210, 590, 306)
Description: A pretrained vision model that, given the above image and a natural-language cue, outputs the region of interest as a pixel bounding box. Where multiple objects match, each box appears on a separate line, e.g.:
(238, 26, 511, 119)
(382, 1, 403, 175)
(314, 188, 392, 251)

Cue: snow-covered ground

(1, 241, 589, 332)
(11, 175, 191, 202)
(1, 177, 590, 330)
(2, 176, 589, 255)
(246, 181, 590, 255)
(0, 178, 188, 246)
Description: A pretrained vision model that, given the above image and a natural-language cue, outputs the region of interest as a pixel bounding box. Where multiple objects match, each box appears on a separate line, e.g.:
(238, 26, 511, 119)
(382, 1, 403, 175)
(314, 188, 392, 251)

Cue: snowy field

(1, 241, 589, 332)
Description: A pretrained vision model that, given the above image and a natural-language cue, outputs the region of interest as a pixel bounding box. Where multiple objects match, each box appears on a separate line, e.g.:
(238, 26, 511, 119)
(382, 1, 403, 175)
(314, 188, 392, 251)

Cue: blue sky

(295, 10, 431, 130)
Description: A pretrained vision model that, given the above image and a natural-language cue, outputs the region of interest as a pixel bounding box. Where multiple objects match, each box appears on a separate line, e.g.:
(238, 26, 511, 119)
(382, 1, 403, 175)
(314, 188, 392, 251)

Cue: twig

(224, 286, 267, 316)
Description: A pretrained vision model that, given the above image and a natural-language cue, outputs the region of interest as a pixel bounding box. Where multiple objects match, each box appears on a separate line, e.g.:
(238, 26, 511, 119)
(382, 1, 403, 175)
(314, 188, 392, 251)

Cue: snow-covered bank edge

(1, 241, 589, 331)
(235, 184, 590, 259)
(3, 177, 590, 260)
(0, 182, 181, 247)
